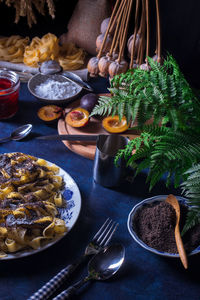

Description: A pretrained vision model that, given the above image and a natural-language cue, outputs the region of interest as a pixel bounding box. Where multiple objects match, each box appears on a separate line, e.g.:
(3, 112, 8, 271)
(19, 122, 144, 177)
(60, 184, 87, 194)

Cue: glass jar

(0, 69, 20, 119)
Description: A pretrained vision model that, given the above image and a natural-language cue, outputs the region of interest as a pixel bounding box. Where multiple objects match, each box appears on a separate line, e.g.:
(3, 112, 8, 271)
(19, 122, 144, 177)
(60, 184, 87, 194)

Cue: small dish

(28, 73, 82, 104)
(127, 195, 200, 257)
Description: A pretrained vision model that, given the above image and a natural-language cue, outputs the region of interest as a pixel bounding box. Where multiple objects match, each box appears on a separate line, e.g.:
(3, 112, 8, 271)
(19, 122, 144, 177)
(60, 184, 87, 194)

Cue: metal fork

(28, 218, 118, 300)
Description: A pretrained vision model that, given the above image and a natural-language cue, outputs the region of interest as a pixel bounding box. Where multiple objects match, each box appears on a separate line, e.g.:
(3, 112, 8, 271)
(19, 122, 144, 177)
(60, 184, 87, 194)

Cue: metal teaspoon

(52, 244, 125, 300)
(0, 124, 33, 143)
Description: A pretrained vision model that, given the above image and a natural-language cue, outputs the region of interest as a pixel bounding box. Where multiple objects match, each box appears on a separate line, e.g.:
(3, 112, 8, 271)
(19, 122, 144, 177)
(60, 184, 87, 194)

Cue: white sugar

(35, 78, 78, 99)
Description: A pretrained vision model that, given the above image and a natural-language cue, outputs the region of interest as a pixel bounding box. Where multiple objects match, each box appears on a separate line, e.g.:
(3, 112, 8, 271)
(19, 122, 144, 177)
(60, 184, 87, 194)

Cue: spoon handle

(52, 277, 89, 300)
(27, 256, 87, 300)
(166, 195, 188, 269)
(62, 72, 93, 92)
(0, 137, 11, 143)
(175, 226, 188, 269)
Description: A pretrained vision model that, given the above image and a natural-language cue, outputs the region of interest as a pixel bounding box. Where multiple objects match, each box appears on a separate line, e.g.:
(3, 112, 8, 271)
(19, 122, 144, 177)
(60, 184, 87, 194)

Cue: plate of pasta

(0, 152, 81, 260)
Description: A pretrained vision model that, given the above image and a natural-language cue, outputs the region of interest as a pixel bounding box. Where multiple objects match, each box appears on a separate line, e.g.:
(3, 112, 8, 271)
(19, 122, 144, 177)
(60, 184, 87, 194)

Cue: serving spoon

(52, 244, 125, 300)
(39, 60, 93, 92)
(166, 194, 188, 269)
(0, 124, 33, 143)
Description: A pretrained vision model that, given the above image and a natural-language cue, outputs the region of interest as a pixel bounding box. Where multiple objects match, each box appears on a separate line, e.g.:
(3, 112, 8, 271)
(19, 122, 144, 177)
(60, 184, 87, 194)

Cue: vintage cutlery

(166, 194, 188, 269)
(39, 60, 93, 92)
(28, 218, 118, 300)
(52, 244, 125, 300)
(0, 124, 32, 143)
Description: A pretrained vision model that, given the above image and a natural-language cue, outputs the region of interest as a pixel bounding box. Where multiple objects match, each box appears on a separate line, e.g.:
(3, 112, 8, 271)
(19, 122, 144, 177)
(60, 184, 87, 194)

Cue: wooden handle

(166, 194, 188, 269)
(175, 226, 188, 269)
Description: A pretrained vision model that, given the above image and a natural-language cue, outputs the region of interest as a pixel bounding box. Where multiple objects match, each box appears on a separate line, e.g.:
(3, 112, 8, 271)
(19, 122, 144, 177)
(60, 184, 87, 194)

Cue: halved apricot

(37, 105, 63, 122)
(65, 107, 89, 127)
(102, 115, 129, 133)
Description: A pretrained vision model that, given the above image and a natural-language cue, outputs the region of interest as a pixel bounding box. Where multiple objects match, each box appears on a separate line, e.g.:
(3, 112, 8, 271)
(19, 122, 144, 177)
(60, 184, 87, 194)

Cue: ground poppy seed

(133, 201, 200, 254)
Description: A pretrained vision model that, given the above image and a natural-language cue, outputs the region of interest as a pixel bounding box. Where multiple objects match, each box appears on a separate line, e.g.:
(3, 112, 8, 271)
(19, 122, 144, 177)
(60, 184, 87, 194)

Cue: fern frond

(94, 54, 200, 233)
(119, 127, 200, 190)
(181, 208, 200, 236)
(90, 95, 117, 117)
(92, 54, 200, 134)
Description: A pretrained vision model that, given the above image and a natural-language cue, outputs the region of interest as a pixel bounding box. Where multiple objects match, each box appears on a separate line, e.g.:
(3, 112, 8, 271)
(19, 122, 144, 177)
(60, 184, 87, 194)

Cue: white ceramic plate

(0, 160, 81, 260)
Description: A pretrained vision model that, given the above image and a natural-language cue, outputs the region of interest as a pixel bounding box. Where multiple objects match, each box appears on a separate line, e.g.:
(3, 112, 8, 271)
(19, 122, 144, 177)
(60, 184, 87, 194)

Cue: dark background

(0, 0, 200, 88)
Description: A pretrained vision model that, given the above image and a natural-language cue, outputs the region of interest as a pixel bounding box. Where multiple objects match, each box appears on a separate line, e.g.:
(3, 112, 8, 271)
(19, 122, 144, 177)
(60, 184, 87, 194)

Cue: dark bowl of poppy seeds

(127, 195, 200, 257)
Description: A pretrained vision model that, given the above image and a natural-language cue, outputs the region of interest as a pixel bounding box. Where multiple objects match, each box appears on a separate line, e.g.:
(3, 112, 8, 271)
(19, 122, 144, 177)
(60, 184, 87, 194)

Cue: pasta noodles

(0, 152, 67, 258)
(0, 33, 85, 70)
(58, 43, 85, 70)
(0, 35, 30, 63)
(23, 33, 85, 69)
(24, 33, 60, 67)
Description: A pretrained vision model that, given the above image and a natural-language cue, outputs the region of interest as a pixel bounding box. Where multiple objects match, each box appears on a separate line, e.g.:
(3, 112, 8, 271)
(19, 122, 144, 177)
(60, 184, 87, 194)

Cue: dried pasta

(23, 33, 85, 69)
(58, 43, 85, 70)
(0, 35, 30, 63)
(0, 33, 85, 70)
(0, 153, 67, 258)
(23, 33, 60, 67)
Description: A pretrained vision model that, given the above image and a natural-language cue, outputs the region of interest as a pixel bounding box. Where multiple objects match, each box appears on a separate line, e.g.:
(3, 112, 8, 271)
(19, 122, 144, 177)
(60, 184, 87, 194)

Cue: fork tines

(93, 218, 119, 247)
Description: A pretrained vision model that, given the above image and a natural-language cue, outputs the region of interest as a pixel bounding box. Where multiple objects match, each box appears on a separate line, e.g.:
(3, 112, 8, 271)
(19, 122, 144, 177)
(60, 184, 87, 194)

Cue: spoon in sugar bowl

(52, 244, 125, 300)
(39, 60, 93, 92)
(0, 124, 33, 143)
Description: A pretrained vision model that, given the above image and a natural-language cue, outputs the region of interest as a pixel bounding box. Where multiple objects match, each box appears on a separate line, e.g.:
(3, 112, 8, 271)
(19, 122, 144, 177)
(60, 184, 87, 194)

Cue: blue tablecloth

(0, 78, 200, 300)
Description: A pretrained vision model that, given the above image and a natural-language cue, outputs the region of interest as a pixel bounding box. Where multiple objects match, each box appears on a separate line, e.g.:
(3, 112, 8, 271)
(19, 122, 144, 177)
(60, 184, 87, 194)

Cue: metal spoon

(39, 60, 93, 92)
(52, 244, 125, 300)
(166, 194, 188, 269)
(0, 124, 33, 143)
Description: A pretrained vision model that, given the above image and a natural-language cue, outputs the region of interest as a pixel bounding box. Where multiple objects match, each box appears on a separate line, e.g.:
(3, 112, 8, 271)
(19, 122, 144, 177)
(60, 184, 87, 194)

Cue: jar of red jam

(0, 69, 20, 119)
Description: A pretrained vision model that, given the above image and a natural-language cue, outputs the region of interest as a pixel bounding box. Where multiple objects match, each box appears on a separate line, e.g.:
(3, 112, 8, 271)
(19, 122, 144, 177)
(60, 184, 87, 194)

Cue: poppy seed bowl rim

(127, 195, 200, 257)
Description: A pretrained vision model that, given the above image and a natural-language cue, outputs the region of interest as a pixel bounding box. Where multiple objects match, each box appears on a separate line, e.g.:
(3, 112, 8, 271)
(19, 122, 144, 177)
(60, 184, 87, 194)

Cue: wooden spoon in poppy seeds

(166, 194, 188, 269)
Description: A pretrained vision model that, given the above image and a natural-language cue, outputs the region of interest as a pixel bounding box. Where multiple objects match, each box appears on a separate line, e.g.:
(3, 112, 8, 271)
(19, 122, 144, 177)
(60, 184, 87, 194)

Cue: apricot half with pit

(65, 107, 89, 127)
(37, 105, 63, 122)
(102, 115, 129, 133)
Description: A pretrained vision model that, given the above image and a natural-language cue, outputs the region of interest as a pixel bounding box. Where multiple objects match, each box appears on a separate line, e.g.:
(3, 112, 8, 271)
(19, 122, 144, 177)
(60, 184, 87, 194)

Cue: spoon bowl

(0, 124, 33, 143)
(39, 60, 62, 75)
(11, 124, 33, 141)
(52, 244, 125, 299)
(88, 243, 125, 280)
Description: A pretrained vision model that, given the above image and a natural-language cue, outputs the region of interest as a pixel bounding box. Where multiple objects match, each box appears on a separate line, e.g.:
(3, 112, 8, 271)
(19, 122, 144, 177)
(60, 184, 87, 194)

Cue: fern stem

(155, 0, 161, 62)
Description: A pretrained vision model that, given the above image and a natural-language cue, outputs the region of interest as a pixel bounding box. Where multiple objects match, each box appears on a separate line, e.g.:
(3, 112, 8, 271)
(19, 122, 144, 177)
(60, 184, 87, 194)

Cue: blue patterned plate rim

(127, 195, 200, 257)
(0, 158, 81, 260)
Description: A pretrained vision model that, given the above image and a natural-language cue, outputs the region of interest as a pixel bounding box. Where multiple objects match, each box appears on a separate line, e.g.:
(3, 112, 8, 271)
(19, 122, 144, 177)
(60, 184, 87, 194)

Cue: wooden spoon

(166, 194, 188, 269)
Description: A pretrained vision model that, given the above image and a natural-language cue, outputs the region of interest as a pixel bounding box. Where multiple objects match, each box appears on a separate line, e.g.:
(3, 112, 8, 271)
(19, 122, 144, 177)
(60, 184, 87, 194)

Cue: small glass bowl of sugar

(28, 73, 82, 104)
